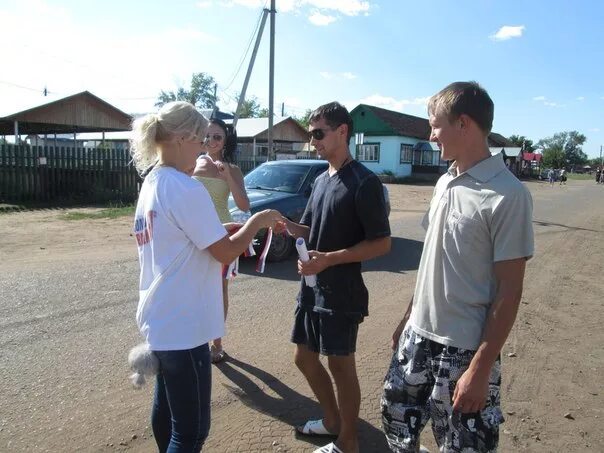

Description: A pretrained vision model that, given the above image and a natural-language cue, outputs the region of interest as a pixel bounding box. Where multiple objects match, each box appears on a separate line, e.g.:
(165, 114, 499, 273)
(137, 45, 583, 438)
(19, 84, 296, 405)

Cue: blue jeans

(152, 344, 212, 452)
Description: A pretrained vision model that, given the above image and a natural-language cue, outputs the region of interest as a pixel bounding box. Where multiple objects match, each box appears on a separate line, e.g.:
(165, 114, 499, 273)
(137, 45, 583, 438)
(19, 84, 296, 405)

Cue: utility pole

(233, 8, 269, 128)
(212, 83, 218, 118)
(600, 144, 602, 167)
(281, 102, 284, 117)
(267, 0, 276, 161)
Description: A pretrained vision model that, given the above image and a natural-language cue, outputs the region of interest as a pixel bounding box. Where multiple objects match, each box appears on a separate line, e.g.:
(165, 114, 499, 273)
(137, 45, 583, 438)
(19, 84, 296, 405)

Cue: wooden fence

(0, 145, 320, 205)
(0, 144, 140, 204)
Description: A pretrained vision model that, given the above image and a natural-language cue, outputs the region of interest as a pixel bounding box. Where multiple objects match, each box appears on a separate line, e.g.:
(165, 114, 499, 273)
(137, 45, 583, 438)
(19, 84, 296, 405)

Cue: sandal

(295, 419, 338, 439)
(210, 346, 226, 364)
(313, 443, 343, 453)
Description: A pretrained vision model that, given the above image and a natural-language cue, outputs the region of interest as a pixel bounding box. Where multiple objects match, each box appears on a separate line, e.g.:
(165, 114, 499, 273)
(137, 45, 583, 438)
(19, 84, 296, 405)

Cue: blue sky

(1, 0, 603, 157)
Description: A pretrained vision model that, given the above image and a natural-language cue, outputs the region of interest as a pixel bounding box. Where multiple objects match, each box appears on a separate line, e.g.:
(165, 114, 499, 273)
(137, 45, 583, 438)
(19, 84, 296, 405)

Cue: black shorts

(290, 305, 362, 356)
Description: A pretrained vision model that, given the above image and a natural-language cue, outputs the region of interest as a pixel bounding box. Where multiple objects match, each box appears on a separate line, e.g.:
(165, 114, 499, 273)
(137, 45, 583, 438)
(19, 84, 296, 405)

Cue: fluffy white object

(128, 343, 159, 389)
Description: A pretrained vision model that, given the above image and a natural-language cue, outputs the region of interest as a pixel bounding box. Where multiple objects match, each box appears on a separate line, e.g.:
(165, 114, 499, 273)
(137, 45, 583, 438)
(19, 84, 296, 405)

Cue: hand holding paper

(295, 238, 316, 287)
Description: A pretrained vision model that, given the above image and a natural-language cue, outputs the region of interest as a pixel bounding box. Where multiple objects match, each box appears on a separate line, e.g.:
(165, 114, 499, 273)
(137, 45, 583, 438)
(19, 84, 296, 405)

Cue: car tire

(265, 230, 295, 262)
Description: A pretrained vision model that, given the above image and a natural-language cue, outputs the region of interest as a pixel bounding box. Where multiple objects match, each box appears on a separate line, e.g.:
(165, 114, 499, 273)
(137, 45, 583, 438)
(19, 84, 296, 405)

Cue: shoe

(312, 442, 343, 453)
(210, 345, 226, 364)
(295, 419, 338, 439)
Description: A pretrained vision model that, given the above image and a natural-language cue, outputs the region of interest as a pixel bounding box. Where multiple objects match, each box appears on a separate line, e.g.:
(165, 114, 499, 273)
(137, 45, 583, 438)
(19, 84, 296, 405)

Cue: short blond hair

(428, 81, 494, 134)
(129, 102, 208, 173)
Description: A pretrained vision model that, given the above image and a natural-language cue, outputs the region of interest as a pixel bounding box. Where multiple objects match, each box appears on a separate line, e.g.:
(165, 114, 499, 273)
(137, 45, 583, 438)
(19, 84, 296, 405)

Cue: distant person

(193, 118, 250, 364)
(548, 168, 555, 186)
(559, 168, 567, 185)
(130, 101, 282, 452)
(596, 167, 601, 184)
(277, 102, 391, 453)
(381, 82, 534, 452)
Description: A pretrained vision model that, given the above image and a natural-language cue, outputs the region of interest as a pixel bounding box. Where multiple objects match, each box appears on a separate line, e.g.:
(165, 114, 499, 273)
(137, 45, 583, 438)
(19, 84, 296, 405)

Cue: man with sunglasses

(278, 102, 391, 453)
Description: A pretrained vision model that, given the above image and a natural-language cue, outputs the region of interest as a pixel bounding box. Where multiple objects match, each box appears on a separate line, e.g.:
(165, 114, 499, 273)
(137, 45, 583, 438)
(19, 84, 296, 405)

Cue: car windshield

(244, 164, 312, 193)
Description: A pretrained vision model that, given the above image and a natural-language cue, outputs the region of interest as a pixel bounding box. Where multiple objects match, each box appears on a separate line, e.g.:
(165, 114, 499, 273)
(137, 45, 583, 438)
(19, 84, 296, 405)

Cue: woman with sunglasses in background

(192, 117, 250, 363)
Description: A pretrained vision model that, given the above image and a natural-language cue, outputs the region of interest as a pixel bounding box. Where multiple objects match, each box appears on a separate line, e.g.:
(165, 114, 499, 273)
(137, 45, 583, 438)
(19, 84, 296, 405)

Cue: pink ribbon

(222, 226, 272, 279)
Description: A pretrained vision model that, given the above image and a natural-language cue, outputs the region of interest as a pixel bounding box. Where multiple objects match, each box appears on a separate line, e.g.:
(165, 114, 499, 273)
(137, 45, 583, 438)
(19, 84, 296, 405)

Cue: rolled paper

(295, 237, 317, 287)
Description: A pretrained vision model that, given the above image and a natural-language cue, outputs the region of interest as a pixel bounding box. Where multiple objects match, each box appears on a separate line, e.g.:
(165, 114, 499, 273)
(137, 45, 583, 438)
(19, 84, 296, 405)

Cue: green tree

(537, 131, 587, 168)
(542, 147, 565, 169)
(156, 72, 217, 109)
(234, 94, 270, 118)
(508, 135, 535, 152)
(294, 109, 313, 129)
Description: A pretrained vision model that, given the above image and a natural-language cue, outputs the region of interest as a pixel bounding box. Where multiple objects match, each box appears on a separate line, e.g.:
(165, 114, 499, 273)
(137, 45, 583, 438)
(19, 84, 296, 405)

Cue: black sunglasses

(205, 133, 225, 142)
(308, 128, 332, 141)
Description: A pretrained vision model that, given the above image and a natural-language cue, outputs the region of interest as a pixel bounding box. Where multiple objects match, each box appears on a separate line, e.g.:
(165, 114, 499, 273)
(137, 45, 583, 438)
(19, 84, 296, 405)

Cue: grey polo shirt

(409, 153, 534, 351)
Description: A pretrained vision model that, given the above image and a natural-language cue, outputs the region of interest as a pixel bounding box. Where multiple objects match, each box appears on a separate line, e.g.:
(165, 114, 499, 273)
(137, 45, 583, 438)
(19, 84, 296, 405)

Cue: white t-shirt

(410, 154, 534, 351)
(133, 166, 227, 351)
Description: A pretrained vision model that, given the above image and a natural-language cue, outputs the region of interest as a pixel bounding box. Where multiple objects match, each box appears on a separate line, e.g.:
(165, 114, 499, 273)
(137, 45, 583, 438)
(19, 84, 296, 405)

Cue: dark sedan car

(229, 159, 390, 262)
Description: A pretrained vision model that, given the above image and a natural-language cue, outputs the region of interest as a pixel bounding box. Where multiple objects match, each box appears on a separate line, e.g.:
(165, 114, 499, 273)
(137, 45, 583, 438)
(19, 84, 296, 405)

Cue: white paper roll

(295, 237, 317, 287)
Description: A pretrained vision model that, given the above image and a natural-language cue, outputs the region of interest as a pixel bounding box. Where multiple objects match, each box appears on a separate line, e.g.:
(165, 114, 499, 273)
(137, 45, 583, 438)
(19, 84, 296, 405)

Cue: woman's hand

(254, 209, 285, 230)
(215, 160, 233, 180)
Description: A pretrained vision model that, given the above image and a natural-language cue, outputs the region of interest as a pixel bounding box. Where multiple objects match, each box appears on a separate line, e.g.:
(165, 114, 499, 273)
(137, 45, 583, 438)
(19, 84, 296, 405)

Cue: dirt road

(1, 179, 602, 452)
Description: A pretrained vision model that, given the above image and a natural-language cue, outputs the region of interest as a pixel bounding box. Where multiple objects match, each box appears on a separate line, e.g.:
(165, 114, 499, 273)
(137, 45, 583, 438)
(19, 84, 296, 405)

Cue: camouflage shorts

(381, 325, 504, 452)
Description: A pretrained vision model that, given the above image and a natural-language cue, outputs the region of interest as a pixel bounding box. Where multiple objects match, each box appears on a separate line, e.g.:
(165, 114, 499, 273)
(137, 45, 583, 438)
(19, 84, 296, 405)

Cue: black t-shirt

(297, 160, 391, 317)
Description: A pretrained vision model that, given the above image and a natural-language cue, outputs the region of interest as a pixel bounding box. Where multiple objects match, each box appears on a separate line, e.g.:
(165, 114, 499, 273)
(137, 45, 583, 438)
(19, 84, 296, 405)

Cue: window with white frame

(357, 143, 380, 162)
(400, 144, 413, 163)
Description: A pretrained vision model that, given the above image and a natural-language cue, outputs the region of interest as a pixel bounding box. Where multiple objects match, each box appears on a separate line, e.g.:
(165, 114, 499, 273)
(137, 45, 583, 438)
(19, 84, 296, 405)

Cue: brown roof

(357, 104, 511, 147)
(0, 91, 132, 135)
(487, 132, 514, 147)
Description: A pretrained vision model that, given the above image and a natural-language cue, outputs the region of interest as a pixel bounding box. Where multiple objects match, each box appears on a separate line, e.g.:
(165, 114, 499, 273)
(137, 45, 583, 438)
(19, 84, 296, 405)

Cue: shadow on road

(237, 255, 299, 281)
(533, 219, 601, 233)
(364, 236, 424, 274)
(216, 356, 389, 451)
(237, 236, 424, 281)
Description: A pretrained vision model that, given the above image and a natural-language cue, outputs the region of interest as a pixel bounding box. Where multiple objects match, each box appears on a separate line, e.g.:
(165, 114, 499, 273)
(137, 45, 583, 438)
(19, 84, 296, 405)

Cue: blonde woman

(130, 102, 282, 452)
(192, 118, 249, 363)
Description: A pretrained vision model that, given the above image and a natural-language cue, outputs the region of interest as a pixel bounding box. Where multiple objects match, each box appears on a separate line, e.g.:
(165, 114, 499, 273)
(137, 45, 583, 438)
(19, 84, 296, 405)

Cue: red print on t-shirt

(134, 210, 156, 246)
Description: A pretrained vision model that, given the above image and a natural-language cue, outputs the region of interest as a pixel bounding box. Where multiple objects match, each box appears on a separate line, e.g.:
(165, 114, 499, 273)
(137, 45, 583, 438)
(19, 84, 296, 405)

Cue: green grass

(60, 205, 135, 220)
(566, 173, 595, 180)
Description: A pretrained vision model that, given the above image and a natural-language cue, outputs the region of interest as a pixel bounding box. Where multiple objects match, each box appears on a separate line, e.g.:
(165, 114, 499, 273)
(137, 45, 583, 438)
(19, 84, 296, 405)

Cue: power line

(222, 7, 266, 93)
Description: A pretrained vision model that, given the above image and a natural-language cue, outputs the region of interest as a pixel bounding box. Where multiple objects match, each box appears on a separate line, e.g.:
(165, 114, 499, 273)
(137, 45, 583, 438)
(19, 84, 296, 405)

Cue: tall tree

(156, 72, 217, 109)
(542, 147, 566, 169)
(294, 109, 313, 129)
(234, 94, 264, 118)
(537, 131, 587, 168)
(508, 135, 535, 152)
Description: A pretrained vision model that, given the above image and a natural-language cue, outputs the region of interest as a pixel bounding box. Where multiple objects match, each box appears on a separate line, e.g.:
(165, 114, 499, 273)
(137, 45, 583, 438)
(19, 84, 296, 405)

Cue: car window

(244, 164, 312, 193)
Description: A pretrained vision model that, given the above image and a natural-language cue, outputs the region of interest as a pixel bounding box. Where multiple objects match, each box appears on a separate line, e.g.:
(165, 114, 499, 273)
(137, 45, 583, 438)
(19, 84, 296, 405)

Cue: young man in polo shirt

(279, 102, 391, 453)
(381, 82, 534, 453)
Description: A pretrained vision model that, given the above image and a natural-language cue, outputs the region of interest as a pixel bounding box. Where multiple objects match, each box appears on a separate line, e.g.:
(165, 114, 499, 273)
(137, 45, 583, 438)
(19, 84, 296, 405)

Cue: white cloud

(590, 128, 600, 132)
(220, 0, 372, 25)
(309, 11, 337, 25)
(320, 71, 334, 79)
(576, 96, 585, 101)
(304, 0, 371, 16)
(196, 1, 212, 7)
(224, 0, 265, 8)
(544, 101, 558, 107)
(341, 72, 357, 80)
(532, 96, 546, 101)
(0, 0, 220, 115)
(490, 25, 525, 41)
(350, 94, 429, 112)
